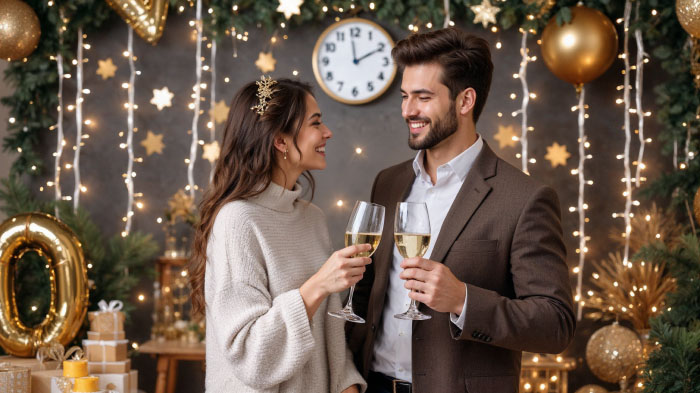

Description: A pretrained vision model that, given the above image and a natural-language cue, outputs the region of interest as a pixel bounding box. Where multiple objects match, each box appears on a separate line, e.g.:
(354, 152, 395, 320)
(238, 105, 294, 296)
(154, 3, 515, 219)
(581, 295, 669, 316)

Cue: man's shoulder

(492, 155, 547, 193)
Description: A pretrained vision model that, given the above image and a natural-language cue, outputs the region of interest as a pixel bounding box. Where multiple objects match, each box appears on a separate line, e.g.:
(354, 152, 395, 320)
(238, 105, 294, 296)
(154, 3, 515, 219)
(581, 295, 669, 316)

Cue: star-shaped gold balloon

(255, 51, 277, 73)
(96, 58, 117, 80)
(470, 0, 500, 28)
(202, 141, 221, 163)
(141, 131, 164, 156)
(209, 100, 229, 124)
(493, 125, 518, 149)
(545, 142, 571, 168)
(277, 0, 303, 19)
(104, 0, 169, 44)
(150, 86, 174, 111)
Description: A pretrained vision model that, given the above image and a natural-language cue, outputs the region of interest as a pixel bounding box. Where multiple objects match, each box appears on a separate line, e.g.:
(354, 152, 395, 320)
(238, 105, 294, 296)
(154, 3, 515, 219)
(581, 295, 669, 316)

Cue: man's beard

(407, 104, 458, 150)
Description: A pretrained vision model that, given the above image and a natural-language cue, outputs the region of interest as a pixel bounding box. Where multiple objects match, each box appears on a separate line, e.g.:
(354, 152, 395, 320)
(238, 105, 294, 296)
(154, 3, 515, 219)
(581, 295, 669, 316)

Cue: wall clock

(312, 18, 397, 105)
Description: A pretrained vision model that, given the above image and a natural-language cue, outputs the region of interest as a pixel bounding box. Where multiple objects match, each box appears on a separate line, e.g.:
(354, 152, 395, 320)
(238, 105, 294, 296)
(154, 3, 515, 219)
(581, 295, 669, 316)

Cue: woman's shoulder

(299, 200, 327, 221)
(211, 200, 261, 233)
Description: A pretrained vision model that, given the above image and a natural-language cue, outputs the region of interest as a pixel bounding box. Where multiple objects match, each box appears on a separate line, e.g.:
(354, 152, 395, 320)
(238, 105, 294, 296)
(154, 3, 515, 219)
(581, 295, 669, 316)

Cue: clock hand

(352, 41, 358, 64)
(355, 48, 382, 64)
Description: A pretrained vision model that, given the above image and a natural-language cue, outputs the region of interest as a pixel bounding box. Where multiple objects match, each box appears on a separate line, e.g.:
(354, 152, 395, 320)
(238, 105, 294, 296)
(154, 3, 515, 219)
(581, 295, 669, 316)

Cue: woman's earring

(284, 149, 288, 160)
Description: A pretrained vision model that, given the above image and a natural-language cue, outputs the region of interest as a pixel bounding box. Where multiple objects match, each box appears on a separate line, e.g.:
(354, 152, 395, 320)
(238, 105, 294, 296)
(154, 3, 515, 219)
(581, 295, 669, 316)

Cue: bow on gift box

(36, 342, 84, 370)
(98, 300, 124, 312)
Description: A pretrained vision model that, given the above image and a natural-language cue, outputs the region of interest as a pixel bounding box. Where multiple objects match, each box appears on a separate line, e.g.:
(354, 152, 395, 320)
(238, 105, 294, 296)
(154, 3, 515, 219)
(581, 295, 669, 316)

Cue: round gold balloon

(694, 187, 700, 225)
(586, 323, 642, 383)
(0, 213, 89, 357)
(541, 5, 619, 86)
(0, 0, 41, 61)
(574, 385, 609, 393)
(677, 0, 700, 38)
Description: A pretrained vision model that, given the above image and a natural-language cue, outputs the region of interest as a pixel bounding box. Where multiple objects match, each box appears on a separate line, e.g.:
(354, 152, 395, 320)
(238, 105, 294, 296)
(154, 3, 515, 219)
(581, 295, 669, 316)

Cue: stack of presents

(0, 300, 138, 393)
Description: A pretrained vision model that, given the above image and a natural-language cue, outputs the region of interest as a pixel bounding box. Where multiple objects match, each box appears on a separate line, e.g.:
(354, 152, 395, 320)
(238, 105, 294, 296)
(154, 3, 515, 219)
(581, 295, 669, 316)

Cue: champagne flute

(328, 201, 385, 323)
(394, 202, 432, 320)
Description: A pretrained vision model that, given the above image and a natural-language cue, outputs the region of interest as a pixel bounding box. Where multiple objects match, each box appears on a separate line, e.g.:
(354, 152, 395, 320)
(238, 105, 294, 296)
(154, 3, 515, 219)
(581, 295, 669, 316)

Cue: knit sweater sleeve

(207, 206, 316, 390)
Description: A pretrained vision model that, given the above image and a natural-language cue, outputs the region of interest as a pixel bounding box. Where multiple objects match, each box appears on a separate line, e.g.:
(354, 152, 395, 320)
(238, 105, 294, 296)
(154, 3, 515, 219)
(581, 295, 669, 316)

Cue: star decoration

(251, 76, 278, 115)
(255, 51, 277, 73)
(150, 87, 174, 111)
(545, 142, 571, 168)
(470, 0, 500, 28)
(209, 100, 229, 124)
(167, 189, 195, 221)
(277, 0, 303, 19)
(96, 58, 117, 80)
(202, 141, 220, 163)
(493, 125, 518, 149)
(141, 131, 164, 156)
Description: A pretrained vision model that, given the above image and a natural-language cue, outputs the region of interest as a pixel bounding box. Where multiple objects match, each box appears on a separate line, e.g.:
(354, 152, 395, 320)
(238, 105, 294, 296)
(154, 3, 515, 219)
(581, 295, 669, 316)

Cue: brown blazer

(347, 141, 575, 393)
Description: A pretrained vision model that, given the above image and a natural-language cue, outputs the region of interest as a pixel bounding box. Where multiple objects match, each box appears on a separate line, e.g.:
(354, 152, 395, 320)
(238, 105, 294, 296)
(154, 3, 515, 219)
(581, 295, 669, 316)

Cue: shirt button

(398, 331, 404, 336)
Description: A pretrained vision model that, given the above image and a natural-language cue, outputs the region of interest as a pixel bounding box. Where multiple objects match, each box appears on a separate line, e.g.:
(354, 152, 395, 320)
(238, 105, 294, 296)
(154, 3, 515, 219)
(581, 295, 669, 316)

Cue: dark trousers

(366, 371, 412, 393)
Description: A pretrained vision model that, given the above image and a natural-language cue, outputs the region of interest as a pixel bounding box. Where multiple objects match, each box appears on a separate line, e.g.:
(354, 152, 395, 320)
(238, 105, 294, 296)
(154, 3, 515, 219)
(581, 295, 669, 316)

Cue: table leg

(155, 356, 169, 393)
(166, 358, 178, 393)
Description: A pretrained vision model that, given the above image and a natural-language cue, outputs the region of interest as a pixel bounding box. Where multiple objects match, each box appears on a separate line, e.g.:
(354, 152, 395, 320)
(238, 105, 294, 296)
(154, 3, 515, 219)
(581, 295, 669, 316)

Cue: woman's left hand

(340, 385, 359, 393)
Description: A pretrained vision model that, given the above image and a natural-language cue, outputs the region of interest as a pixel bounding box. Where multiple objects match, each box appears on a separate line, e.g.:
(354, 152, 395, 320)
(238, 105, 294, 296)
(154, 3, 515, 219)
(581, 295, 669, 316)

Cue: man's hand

(400, 257, 466, 315)
(341, 385, 360, 393)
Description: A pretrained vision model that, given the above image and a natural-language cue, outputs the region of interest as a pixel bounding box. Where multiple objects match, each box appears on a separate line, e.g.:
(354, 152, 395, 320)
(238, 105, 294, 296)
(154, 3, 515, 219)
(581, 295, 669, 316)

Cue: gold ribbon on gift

(36, 342, 84, 370)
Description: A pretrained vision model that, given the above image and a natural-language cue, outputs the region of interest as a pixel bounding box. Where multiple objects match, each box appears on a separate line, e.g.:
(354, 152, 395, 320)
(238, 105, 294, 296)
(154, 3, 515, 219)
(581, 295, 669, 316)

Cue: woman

(189, 77, 368, 393)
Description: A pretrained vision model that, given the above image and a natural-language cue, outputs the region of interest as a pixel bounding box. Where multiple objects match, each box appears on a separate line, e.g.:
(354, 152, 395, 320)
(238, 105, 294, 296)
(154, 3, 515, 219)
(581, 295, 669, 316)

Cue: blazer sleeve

(451, 185, 576, 354)
(207, 210, 316, 390)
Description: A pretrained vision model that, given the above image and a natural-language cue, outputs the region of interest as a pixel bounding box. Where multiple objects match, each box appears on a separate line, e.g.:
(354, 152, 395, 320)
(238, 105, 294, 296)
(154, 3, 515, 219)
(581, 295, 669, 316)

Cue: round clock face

(312, 18, 397, 105)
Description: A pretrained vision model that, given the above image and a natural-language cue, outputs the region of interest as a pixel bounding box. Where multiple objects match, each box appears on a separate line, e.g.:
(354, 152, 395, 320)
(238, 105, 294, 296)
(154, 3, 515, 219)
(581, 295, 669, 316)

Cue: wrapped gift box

(0, 364, 31, 393)
(0, 356, 60, 371)
(87, 331, 125, 341)
(29, 369, 62, 393)
(83, 340, 128, 362)
(88, 310, 125, 334)
(87, 359, 130, 374)
(94, 370, 137, 393)
(129, 370, 137, 393)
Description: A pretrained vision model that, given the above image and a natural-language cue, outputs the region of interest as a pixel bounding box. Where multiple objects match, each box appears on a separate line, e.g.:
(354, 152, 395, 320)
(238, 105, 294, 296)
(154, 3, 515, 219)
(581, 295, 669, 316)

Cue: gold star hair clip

(251, 75, 278, 115)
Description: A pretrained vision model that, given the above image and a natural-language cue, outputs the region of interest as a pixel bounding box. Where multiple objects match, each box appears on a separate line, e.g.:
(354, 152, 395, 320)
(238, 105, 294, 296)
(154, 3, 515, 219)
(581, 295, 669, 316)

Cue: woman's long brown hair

(189, 79, 315, 318)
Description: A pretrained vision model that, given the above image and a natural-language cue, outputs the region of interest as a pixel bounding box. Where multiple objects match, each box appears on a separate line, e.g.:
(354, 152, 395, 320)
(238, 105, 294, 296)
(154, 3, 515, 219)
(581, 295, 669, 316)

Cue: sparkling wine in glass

(328, 201, 385, 323)
(394, 202, 432, 320)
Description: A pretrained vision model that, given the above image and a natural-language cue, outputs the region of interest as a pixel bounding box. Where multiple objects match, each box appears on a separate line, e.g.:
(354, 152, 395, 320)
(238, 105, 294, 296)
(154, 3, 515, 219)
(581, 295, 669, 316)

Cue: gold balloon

(104, 0, 169, 45)
(694, 186, 700, 224)
(677, 0, 700, 38)
(0, 213, 89, 357)
(541, 5, 619, 86)
(586, 323, 642, 383)
(575, 385, 608, 393)
(0, 0, 41, 61)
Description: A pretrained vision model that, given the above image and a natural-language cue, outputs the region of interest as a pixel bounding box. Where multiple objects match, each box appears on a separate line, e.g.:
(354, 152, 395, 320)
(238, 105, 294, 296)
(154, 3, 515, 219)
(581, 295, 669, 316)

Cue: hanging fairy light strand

(53, 8, 66, 217)
(621, 0, 633, 265)
(187, 0, 203, 199)
(208, 39, 217, 182)
(513, 30, 535, 174)
(123, 27, 137, 236)
(443, 0, 450, 28)
(73, 28, 84, 210)
(633, 1, 648, 188)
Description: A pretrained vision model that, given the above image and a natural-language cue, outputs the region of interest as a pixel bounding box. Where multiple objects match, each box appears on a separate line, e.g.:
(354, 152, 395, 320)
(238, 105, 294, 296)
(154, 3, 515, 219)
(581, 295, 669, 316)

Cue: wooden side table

(139, 339, 205, 393)
(156, 256, 189, 291)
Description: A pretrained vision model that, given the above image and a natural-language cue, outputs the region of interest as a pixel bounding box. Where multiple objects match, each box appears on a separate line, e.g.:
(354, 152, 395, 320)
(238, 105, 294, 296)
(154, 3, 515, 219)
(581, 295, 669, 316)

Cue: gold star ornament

(545, 142, 571, 168)
(141, 131, 164, 156)
(150, 86, 174, 111)
(96, 58, 117, 80)
(277, 0, 303, 19)
(493, 125, 518, 149)
(470, 0, 500, 28)
(255, 51, 276, 73)
(202, 141, 220, 163)
(209, 100, 229, 124)
(167, 189, 195, 221)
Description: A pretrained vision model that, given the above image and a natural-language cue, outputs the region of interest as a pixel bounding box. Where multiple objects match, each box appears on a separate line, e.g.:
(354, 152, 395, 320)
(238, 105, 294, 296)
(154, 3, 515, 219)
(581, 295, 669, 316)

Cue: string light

(54, 8, 66, 217)
(208, 39, 217, 182)
(573, 86, 590, 321)
(73, 28, 85, 210)
(443, 0, 450, 28)
(123, 27, 137, 235)
(188, 0, 204, 200)
(621, 0, 633, 264)
(514, 29, 533, 174)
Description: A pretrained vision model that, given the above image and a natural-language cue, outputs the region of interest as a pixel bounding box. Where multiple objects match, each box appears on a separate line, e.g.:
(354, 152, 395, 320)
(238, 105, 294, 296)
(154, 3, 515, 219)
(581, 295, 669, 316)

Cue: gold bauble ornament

(585, 323, 642, 383)
(575, 385, 608, 393)
(693, 186, 700, 223)
(677, 0, 700, 38)
(541, 5, 618, 87)
(0, 0, 41, 61)
(0, 213, 89, 357)
(104, 0, 169, 45)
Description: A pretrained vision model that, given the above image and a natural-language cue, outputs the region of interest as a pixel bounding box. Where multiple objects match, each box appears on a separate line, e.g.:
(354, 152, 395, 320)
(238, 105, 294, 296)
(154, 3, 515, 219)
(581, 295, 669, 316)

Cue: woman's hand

(340, 385, 360, 393)
(299, 244, 372, 319)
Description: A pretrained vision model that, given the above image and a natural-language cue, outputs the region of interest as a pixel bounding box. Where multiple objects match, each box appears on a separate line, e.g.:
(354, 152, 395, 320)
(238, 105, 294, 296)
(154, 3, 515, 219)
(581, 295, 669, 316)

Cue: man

(347, 28, 575, 393)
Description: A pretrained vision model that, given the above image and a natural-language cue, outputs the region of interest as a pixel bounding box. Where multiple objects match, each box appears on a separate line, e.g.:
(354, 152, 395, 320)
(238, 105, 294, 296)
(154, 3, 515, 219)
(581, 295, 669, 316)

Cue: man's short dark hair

(391, 28, 493, 123)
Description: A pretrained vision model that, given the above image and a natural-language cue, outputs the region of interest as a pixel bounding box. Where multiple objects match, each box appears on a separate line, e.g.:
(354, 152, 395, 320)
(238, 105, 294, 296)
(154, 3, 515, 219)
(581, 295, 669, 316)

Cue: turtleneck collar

(249, 181, 303, 213)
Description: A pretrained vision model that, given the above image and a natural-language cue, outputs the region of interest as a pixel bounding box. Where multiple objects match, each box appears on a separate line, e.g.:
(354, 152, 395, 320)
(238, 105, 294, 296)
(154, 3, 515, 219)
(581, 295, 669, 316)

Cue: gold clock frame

(312, 18, 397, 105)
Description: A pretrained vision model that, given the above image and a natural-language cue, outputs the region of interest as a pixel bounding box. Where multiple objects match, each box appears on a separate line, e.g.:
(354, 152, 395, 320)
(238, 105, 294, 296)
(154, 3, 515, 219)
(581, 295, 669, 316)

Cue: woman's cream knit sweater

(205, 182, 366, 393)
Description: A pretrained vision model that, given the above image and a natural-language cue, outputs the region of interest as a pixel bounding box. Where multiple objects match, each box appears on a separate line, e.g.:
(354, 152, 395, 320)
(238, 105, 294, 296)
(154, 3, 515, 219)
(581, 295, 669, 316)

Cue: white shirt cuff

(449, 283, 468, 329)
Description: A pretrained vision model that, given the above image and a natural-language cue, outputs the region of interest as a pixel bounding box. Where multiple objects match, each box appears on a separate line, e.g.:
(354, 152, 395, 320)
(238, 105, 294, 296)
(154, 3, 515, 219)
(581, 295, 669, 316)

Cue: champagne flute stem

(345, 284, 356, 310)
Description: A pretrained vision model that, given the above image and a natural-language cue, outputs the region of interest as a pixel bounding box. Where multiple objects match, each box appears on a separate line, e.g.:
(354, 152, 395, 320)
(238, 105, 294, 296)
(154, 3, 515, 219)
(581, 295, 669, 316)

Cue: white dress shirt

(370, 135, 484, 382)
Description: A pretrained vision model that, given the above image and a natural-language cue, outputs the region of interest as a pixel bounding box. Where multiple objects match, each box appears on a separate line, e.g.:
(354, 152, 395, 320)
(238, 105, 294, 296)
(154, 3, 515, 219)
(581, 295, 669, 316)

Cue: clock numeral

(368, 31, 373, 41)
(382, 57, 390, 66)
(378, 72, 384, 80)
(350, 27, 361, 38)
(367, 81, 374, 92)
(352, 87, 359, 97)
(377, 42, 385, 52)
(326, 72, 333, 81)
(337, 81, 344, 91)
(336, 31, 345, 41)
(325, 43, 336, 52)
(322, 57, 330, 66)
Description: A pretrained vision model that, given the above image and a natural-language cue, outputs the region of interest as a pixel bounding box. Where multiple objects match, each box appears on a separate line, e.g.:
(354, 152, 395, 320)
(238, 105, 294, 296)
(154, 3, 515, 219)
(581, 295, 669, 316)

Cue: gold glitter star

(202, 141, 220, 163)
(276, 0, 303, 19)
(255, 51, 277, 74)
(545, 142, 571, 168)
(470, 0, 500, 28)
(209, 100, 229, 124)
(150, 86, 174, 111)
(96, 58, 117, 80)
(167, 189, 195, 220)
(141, 131, 164, 156)
(493, 125, 518, 149)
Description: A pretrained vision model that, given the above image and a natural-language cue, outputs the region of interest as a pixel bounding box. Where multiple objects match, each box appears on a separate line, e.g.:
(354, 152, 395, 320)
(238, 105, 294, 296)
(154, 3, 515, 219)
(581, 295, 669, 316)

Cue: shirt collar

(412, 134, 484, 183)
